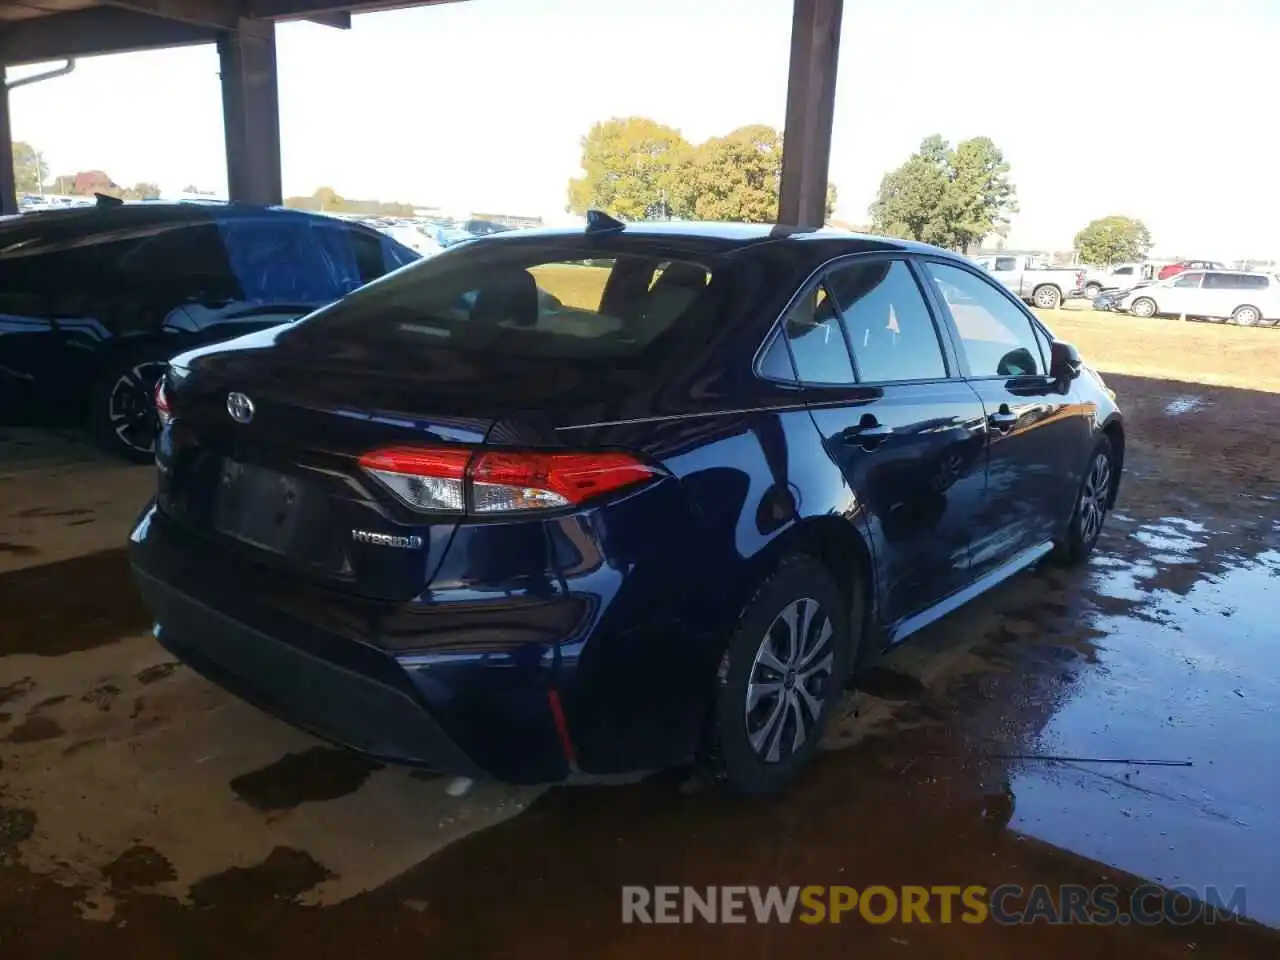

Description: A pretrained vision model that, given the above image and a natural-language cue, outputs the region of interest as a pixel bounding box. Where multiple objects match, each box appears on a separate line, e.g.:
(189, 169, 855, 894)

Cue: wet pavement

(2, 373, 1280, 957)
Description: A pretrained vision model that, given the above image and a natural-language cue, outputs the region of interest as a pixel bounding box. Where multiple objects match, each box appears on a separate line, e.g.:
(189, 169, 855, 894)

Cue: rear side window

(220, 217, 371, 305)
(926, 262, 1045, 377)
(1205, 272, 1269, 290)
(292, 244, 715, 361)
(826, 259, 947, 382)
(781, 285, 855, 385)
(117, 223, 236, 294)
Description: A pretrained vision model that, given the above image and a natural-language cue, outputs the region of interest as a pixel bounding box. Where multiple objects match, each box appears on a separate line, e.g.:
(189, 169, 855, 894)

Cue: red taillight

(357, 446, 662, 515)
(154, 378, 172, 426)
(358, 446, 470, 513)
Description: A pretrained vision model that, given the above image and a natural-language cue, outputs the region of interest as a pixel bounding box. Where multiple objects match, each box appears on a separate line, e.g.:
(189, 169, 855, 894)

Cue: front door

(921, 260, 1090, 575)
(781, 257, 988, 625)
(1160, 270, 1207, 317)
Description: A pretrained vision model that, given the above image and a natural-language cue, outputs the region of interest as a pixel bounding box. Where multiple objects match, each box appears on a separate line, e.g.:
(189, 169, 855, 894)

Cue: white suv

(1120, 270, 1280, 326)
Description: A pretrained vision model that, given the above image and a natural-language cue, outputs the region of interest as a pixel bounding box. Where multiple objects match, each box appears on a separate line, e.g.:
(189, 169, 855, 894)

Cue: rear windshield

(291, 241, 716, 361)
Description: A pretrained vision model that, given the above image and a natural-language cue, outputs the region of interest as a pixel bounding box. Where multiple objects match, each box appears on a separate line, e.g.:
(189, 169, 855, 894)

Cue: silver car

(1120, 270, 1280, 326)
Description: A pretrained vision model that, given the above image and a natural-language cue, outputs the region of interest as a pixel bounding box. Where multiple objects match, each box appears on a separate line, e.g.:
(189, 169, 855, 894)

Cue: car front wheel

(714, 556, 855, 795)
(1130, 297, 1157, 318)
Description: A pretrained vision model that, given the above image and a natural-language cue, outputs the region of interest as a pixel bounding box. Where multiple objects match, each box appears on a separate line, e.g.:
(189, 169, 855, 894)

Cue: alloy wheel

(1078, 451, 1112, 546)
(1233, 307, 1260, 326)
(744, 597, 835, 763)
(1034, 288, 1060, 309)
(1132, 298, 1156, 318)
(106, 361, 167, 456)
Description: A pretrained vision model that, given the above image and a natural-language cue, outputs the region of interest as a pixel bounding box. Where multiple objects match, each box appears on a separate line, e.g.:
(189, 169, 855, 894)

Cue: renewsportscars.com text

(621, 884, 1245, 926)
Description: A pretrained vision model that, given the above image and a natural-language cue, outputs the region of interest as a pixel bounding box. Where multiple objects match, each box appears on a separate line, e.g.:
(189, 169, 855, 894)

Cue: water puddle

(1008, 549, 1280, 925)
(1164, 395, 1206, 417)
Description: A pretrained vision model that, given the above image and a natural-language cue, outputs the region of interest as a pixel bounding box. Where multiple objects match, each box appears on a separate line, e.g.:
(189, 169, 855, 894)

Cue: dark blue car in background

(0, 201, 418, 460)
(129, 219, 1124, 795)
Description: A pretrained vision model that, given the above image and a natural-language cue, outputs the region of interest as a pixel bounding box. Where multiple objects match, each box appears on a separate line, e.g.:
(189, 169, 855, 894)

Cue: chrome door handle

(856, 423, 895, 438)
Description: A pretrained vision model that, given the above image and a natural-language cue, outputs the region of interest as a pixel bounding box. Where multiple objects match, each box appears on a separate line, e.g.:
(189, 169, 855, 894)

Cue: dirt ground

(2, 311, 1278, 957)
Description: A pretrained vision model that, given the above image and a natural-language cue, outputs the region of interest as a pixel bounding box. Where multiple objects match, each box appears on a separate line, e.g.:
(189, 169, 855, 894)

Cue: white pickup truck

(971, 254, 1086, 310)
(1081, 262, 1158, 300)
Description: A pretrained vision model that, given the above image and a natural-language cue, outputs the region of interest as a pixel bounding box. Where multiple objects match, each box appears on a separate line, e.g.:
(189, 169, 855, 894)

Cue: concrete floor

(2, 372, 1278, 957)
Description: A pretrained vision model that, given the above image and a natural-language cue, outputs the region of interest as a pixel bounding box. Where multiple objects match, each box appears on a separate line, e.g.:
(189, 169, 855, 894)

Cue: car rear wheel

(1054, 436, 1114, 564)
(1130, 297, 1157, 318)
(714, 556, 854, 795)
(87, 346, 171, 463)
(1231, 305, 1261, 327)
(1032, 285, 1062, 310)
(1084, 283, 1102, 301)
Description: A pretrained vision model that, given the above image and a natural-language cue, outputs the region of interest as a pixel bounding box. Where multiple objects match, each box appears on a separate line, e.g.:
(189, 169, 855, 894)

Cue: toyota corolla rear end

(129, 234, 738, 784)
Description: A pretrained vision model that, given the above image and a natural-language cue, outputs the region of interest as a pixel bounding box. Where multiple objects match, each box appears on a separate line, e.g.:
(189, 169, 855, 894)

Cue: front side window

(993, 256, 1018, 271)
(1114, 266, 1134, 276)
(1173, 272, 1203, 288)
(826, 259, 947, 382)
(926, 262, 1045, 378)
(782, 285, 855, 385)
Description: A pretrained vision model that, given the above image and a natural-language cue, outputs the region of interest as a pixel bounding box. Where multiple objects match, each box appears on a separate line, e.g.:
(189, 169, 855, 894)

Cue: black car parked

(0, 201, 419, 461)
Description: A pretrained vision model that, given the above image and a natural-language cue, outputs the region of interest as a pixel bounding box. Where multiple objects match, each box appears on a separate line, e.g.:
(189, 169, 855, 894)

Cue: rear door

(780, 256, 988, 624)
(921, 260, 1088, 573)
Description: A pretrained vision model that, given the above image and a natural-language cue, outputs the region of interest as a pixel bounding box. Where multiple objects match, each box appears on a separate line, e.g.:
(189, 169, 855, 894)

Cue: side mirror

(1050, 340, 1083, 384)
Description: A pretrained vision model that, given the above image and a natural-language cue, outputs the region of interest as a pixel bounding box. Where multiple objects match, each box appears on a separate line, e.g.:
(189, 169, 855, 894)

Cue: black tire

(86, 344, 172, 463)
(1130, 297, 1157, 318)
(1084, 283, 1102, 301)
(714, 555, 856, 796)
(1054, 436, 1114, 564)
(1231, 305, 1261, 327)
(1032, 285, 1063, 310)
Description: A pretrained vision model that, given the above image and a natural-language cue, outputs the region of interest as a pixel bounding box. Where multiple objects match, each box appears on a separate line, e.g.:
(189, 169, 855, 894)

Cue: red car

(1158, 260, 1225, 280)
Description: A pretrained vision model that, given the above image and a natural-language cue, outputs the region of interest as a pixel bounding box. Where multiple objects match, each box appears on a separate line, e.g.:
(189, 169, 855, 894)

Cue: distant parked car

(0, 202, 420, 461)
(1157, 259, 1225, 280)
(462, 218, 512, 237)
(382, 224, 445, 258)
(1082, 262, 1156, 300)
(971, 254, 1085, 310)
(431, 224, 475, 248)
(1119, 270, 1279, 325)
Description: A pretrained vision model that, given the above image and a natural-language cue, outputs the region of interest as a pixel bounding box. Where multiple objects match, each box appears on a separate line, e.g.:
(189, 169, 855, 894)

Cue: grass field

(529, 263, 611, 310)
(1038, 306, 1280, 393)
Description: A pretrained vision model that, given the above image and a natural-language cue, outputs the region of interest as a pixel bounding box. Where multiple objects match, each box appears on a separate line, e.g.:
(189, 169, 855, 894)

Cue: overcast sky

(9, 0, 1279, 258)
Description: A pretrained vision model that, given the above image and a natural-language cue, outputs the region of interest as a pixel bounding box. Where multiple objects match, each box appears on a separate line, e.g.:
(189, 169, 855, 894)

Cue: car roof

(478, 220, 957, 259)
(0, 201, 367, 236)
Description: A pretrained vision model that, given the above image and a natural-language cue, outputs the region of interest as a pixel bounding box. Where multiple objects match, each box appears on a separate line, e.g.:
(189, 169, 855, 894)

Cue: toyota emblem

(226, 392, 255, 424)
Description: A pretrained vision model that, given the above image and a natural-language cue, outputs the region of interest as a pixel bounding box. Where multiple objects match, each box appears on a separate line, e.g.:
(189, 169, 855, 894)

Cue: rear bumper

(137, 569, 489, 779)
(129, 505, 573, 784)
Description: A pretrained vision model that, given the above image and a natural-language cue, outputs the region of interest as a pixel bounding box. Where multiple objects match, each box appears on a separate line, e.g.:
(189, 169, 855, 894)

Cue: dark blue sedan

(129, 217, 1124, 795)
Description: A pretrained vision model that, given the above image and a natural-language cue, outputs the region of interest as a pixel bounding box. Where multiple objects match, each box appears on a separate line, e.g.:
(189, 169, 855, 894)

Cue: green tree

(1073, 215, 1152, 265)
(567, 117, 691, 220)
(12, 142, 47, 194)
(869, 135, 1017, 251)
(675, 124, 783, 222)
